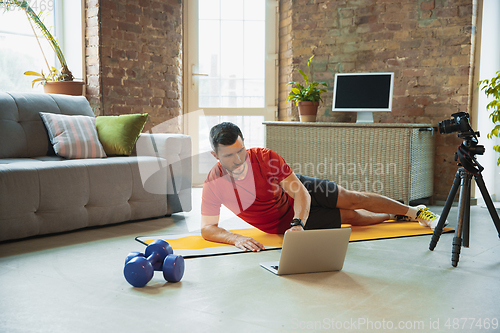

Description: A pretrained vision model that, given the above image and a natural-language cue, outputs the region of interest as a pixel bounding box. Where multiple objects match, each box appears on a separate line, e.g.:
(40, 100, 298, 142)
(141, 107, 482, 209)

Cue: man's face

(212, 136, 247, 176)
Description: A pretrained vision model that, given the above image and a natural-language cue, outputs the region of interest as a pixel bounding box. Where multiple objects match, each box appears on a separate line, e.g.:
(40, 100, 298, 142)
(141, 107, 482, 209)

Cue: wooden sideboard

(264, 121, 435, 204)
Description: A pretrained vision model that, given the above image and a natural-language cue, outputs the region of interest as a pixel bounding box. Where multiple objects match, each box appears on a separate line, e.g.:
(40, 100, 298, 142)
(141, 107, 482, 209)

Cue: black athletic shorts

(296, 174, 342, 229)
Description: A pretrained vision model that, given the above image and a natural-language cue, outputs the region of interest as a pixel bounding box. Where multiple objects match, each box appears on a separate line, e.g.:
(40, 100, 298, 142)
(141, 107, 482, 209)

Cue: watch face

(291, 219, 302, 227)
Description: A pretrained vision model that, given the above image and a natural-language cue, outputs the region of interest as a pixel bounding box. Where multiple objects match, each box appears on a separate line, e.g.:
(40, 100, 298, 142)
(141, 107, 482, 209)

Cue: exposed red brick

(416, 96, 433, 106)
(85, 0, 182, 129)
(278, 0, 476, 200)
(420, 0, 435, 11)
(85, 0, 477, 200)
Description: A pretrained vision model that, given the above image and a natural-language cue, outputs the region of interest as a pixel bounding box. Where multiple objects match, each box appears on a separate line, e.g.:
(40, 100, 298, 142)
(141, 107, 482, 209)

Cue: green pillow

(95, 113, 148, 156)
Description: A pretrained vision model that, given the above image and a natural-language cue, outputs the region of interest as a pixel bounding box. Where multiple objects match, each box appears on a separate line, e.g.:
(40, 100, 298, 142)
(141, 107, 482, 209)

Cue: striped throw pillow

(39, 112, 107, 159)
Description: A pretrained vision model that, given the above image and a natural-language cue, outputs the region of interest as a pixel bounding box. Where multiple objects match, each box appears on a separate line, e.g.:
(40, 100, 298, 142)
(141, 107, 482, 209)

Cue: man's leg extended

(297, 175, 385, 228)
(297, 174, 408, 215)
(336, 186, 410, 216)
(335, 185, 446, 229)
(297, 174, 443, 228)
(339, 209, 390, 226)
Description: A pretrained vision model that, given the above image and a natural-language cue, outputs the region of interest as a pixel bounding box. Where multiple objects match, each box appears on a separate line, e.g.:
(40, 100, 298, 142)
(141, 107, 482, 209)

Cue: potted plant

(0, 0, 84, 95)
(287, 55, 329, 122)
(478, 70, 500, 166)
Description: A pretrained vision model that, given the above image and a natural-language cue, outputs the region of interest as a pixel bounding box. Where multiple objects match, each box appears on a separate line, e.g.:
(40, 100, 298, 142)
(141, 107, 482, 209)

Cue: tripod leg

(463, 176, 471, 248)
(475, 174, 500, 237)
(429, 169, 462, 251)
(451, 172, 471, 267)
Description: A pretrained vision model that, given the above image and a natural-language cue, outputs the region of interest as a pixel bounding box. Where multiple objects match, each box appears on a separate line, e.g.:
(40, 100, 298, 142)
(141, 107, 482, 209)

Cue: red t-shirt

(201, 148, 294, 234)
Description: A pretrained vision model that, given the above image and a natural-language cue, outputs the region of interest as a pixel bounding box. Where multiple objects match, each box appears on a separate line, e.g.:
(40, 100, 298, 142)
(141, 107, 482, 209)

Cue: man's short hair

(210, 122, 244, 152)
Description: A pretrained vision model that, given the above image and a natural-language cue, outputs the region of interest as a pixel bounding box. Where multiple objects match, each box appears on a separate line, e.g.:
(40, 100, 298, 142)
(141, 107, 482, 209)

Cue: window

(0, 1, 56, 92)
(0, 0, 83, 93)
(185, 0, 278, 184)
(198, 0, 266, 108)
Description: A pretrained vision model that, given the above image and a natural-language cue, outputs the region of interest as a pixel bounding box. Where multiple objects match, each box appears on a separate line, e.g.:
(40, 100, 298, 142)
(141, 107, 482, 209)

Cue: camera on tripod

(438, 111, 471, 135)
(438, 112, 485, 156)
(430, 112, 500, 267)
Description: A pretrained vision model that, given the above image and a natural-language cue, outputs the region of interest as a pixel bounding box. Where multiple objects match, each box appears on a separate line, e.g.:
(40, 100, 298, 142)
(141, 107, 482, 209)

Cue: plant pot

(297, 101, 319, 122)
(44, 81, 85, 96)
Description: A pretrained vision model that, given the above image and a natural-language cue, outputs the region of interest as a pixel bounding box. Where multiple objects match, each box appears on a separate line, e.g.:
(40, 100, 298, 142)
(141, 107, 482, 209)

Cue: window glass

(0, 2, 56, 92)
(198, 0, 265, 108)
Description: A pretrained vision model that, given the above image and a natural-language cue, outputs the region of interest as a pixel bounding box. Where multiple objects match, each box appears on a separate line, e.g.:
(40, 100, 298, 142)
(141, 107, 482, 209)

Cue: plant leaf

(490, 125, 500, 138)
(307, 55, 314, 68)
(31, 78, 46, 88)
(24, 71, 43, 76)
(297, 69, 308, 84)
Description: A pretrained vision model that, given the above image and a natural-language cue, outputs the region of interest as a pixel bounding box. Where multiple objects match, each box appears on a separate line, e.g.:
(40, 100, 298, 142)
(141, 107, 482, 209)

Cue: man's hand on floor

(234, 235, 265, 252)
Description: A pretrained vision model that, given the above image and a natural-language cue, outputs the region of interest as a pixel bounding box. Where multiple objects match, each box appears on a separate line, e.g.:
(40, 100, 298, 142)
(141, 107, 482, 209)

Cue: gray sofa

(0, 92, 192, 242)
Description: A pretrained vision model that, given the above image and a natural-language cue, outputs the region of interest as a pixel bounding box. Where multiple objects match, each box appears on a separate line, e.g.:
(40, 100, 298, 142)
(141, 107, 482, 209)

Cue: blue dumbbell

(124, 239, 185, 287)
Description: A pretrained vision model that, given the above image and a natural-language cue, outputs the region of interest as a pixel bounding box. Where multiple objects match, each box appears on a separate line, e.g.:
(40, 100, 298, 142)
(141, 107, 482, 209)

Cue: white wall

(475, 0, 500, 201)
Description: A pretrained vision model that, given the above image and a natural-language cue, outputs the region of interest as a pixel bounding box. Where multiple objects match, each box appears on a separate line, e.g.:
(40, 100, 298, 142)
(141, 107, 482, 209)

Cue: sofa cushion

(0, 92, 95, 158)
(95, 113, 148, 156)
(39, 112, 106, 159)
(0, 156, 168, 241)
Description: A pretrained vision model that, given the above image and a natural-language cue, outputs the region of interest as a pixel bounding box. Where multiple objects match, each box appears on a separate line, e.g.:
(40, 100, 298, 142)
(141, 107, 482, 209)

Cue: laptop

(260, 228, 351, 275)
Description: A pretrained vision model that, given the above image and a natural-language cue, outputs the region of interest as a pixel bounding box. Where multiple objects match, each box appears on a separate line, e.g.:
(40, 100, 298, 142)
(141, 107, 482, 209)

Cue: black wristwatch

(290, 218, 304, 228)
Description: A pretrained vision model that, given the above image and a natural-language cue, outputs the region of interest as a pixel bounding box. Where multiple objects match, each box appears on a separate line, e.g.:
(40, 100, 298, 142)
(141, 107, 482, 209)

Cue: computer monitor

(332, 72, 394, 123)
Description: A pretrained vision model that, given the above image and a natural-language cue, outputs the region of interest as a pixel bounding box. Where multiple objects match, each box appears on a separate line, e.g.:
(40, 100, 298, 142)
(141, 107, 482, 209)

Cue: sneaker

(416, 205, 448, 230)
(393, 205, 426, 222)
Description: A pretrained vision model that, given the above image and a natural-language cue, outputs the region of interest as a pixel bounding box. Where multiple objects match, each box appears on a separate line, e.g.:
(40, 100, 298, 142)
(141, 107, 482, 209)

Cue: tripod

(429, 141, 500, 267)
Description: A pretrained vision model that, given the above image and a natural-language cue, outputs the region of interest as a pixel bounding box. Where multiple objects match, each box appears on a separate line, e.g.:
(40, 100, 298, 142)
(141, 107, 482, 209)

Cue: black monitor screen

(333, 73, 393, 110)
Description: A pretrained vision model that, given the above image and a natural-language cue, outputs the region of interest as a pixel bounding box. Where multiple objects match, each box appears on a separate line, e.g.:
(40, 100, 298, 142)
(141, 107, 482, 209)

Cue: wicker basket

(264, 122, 434, 204)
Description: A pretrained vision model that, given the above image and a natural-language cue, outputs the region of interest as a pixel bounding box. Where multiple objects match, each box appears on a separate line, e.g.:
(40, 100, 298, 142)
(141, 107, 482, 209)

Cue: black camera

(438, 112, 485, 168)
(438, 112, 472, 135)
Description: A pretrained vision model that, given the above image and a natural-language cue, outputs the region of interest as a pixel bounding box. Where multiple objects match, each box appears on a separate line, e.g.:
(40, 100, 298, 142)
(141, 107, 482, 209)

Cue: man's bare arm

(279, 173, 311, 231)
(201, 215, 265, 251)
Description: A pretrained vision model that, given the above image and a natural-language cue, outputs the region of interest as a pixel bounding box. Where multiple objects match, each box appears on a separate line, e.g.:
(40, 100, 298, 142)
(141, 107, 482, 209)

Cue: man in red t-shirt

(201, 122, 444, 252)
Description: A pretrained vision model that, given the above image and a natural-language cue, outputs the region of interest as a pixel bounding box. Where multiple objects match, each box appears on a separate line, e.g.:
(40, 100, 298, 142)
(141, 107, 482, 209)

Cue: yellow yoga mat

(136, 221, 454, 258)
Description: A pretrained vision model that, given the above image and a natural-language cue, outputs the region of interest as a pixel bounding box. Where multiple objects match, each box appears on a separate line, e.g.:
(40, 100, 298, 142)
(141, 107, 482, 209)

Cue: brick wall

(85, 0, 183, 133)
(85, 0, 102, 116)
(279, 0, 477, 201)
(279, 0, 294, 119)
(84, 0, 476, 201)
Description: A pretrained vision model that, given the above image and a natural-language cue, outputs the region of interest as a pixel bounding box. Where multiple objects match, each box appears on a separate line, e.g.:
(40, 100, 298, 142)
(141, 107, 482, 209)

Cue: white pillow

(39, 112, 107, 159)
